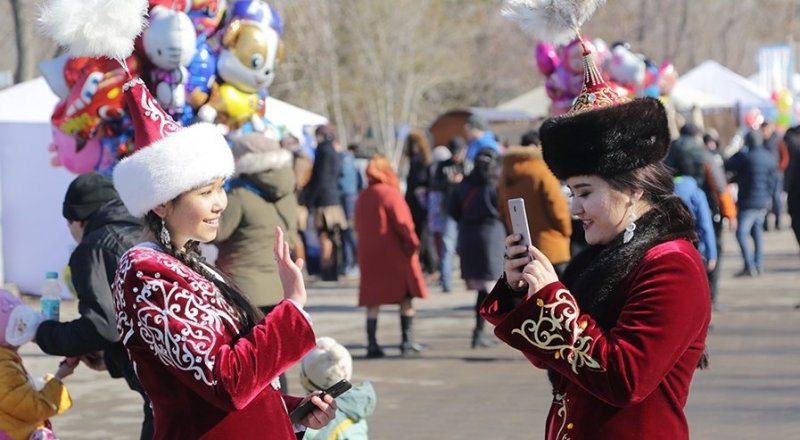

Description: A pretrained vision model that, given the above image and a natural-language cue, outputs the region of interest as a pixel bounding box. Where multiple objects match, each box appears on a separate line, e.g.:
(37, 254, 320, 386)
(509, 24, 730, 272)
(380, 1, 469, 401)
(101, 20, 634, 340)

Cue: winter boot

(400, 315, 424, 356)
(472, 289, 497, 349)
(366, 318, 385, 359)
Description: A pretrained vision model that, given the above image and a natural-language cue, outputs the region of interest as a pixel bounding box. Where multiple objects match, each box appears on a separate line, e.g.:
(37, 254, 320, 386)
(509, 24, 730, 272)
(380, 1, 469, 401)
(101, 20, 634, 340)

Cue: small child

(0, 289, 75, 440)
(300, 337, 376, 440)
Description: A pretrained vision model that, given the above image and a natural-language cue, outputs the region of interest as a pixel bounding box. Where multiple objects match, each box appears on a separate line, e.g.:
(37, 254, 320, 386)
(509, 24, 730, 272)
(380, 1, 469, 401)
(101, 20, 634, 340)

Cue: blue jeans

(439, 216, 458, 290)
(340, 194, 358, 272)
(735, 208, 766, 272)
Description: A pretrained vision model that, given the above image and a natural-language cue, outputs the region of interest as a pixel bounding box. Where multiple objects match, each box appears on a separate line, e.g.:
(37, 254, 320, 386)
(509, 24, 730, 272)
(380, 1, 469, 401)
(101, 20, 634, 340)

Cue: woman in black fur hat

(480, 98, 711, 440)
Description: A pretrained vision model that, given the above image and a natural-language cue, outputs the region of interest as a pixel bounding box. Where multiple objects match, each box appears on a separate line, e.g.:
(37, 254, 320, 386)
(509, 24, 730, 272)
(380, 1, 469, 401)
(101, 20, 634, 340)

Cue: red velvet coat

(481, 240, 710, 440)
(112, 245, 315, 439)
(355, 182, 428, 306)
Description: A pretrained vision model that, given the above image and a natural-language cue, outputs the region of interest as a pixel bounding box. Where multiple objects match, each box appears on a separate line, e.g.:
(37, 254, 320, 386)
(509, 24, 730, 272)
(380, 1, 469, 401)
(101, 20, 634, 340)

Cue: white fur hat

(112, 79, 233, 217)
(300, 337, 353, 391)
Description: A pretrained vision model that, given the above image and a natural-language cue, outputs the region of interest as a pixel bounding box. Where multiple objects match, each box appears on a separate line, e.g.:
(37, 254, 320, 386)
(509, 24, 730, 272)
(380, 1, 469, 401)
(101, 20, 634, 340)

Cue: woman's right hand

(504, 234, 532, 291)
(274, 226, 308, 307)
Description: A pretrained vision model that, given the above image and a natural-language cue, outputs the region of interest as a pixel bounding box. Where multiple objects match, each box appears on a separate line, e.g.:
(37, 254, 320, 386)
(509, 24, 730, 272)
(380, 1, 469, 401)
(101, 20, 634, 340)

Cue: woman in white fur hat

(109, 80, 336, 438)
(37, 1, 335, 436)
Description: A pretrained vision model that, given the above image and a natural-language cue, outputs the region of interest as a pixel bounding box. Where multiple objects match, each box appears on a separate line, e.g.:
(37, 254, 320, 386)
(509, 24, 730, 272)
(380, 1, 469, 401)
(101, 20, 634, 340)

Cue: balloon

(545, 66, 570, 100)
(657, 62, 678, 96)
(186, 37, 218, 109)
(535, 42, 560, 77)
(216, 0, 283, 93)
(188, 0, 227, 37)
(609, 45, 645, 88)
(142, 6, 197, 113)
(550, 97, 574, 116)
(744, 108, 764, 129)
(51, 57, 136, 145)
(49, 124, 104, 174)
(593, 38, 611, 75)
(563, 38, 594, 75)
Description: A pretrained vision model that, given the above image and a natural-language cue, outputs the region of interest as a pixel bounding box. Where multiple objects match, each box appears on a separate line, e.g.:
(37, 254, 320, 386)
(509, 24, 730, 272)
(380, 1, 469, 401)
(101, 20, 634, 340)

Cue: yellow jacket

(0, 346, 72, 440)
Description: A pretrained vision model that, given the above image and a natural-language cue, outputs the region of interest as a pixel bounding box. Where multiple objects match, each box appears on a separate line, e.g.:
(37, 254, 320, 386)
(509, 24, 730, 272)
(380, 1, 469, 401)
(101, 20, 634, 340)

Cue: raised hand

(273, 226, 307, 307)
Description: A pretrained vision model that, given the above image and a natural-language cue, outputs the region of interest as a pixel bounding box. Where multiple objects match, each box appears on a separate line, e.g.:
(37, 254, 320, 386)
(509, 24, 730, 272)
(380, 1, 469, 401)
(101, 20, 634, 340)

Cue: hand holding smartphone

(289, 378, 352, 424)
(507, 198, 532, 251)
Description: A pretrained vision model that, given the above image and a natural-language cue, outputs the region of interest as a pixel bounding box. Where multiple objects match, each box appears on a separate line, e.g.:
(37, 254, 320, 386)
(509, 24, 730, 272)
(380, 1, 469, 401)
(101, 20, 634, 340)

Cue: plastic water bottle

(41, 271, 61, 321)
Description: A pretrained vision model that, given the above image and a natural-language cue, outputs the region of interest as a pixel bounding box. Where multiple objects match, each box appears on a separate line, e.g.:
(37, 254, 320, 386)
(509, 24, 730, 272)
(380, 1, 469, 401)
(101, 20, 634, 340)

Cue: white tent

(0, 77, 327, 294)
(668, 82, 736, 110)
(676, 60, 773, 109)
(496, 86, 550, 119)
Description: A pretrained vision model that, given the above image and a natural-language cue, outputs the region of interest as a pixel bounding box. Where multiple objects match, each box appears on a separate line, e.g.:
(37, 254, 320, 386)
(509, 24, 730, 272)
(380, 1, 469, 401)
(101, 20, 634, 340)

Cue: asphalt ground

(17, 224, 800, 439)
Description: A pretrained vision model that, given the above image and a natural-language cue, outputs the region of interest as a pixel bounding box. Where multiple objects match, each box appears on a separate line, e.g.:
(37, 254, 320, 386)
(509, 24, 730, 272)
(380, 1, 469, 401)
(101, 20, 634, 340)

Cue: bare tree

(10, 0, 58, 84)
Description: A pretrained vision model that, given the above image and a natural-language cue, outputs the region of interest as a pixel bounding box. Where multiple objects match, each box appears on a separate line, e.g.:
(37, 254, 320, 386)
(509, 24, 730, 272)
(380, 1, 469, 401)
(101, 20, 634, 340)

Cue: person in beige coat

(216, 134, 299, 311)
(497, 131, 572, 277)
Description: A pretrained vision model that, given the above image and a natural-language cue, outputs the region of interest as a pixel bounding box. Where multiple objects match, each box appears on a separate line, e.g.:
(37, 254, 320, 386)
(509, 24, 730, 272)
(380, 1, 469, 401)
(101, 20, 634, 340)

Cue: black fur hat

(540, 98, 670, 180)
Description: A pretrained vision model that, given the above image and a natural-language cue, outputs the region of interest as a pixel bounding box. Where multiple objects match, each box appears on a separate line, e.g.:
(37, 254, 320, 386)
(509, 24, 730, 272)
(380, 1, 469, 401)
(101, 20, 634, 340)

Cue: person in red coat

(482, 97, 711, 440)
(110, 78, 336, 439)
(355, 155, 429, 358)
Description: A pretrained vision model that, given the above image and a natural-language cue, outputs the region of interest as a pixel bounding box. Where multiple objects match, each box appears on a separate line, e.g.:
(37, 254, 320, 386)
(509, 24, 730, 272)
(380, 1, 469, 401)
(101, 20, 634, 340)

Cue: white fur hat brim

(113, 123, 234, 217)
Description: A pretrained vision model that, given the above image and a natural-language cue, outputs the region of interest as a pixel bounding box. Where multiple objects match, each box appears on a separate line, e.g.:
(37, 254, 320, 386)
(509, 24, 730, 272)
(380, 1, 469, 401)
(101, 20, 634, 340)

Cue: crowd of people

(4, 96, 800, 438)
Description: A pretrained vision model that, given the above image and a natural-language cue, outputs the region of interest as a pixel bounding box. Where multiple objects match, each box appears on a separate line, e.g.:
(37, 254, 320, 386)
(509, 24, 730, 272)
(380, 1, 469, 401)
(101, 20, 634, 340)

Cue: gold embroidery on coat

(511, 289, 603, 374)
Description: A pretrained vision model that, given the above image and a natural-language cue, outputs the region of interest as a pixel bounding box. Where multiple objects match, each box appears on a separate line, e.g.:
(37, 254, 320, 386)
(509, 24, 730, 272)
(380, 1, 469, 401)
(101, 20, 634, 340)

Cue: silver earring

(160, 219, 171, 245)
(623, 212, 636, 244)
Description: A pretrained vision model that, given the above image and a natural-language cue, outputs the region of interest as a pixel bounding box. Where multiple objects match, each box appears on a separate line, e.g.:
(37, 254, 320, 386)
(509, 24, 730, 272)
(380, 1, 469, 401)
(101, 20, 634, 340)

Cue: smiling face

(154, 178, 227, 248)
(567, 175, 641, 246)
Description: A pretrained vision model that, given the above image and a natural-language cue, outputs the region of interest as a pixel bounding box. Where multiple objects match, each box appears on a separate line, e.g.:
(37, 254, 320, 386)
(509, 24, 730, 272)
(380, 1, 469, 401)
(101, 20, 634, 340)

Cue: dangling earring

(160, 219, 171, 246)
(623, 212, 636, 244)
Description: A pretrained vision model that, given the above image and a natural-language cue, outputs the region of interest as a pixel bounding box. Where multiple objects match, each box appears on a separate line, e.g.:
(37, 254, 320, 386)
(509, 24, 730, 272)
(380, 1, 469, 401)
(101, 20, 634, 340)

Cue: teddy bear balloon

(197, 0, 283, 131)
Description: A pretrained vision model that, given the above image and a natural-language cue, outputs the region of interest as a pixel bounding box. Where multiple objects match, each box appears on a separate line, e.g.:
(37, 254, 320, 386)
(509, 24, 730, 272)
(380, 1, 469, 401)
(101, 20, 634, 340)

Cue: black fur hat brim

(540, 98, 670, 180)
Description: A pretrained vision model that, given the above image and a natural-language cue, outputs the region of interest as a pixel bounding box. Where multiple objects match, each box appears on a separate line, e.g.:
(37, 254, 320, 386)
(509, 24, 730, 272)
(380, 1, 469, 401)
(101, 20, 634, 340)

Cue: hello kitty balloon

(142, 5, 197, 113)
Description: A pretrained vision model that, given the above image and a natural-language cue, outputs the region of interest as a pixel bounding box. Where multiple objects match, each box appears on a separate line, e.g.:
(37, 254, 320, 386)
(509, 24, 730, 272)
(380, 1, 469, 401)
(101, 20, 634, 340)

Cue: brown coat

(497, 146, 572, 265)
(355, 182, 428, 306)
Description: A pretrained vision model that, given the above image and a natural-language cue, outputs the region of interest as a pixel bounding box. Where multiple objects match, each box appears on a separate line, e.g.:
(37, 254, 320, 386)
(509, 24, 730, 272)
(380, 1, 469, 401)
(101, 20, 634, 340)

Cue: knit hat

(112, 78, 234, 217)
(230, 133, 293, 175)
(466, 114, 489, 131)
(299, 337, 353, 391)
(62, 173, 119, 221)
(0, 289, 43, 347)
(540, 98, 670, 180)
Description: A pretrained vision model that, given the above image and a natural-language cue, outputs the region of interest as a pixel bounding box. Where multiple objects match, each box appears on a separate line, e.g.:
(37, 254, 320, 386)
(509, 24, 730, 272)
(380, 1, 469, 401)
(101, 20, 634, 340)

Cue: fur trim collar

(504, 145, 543, 161)
(235, 149, 293, 175)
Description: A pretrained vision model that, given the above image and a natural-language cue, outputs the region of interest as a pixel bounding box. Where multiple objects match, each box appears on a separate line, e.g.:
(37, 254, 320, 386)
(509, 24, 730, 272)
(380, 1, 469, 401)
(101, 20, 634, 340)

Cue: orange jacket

(497, 146, 572, 265)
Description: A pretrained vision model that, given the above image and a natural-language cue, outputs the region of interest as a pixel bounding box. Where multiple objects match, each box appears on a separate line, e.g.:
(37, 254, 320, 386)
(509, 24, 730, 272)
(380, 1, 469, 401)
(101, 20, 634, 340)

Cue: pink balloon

(657, 62, 678, 96)
(535, 42, 560, 77)
(563, 37, 597, 75)
(550, 97, 574, 116)
(49, 125, 103, 174)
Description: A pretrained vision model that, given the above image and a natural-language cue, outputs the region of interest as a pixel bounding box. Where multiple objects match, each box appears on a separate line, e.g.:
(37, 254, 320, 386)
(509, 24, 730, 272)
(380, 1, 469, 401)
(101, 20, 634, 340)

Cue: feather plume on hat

(38, 0, 149, 63)
(501, 0, 606, 45)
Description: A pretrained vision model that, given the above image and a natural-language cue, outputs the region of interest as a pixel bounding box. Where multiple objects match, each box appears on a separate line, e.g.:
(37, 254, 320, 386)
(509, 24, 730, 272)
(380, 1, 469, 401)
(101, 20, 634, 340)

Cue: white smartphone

(507, 198, 532, 249)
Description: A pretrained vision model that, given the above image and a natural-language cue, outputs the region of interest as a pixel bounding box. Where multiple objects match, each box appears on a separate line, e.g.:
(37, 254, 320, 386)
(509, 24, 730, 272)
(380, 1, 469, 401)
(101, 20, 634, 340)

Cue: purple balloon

(535, 42, 560, 77)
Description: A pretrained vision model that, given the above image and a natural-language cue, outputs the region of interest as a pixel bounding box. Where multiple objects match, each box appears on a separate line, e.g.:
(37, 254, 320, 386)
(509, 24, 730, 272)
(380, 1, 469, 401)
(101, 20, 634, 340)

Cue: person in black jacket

(35, 173, 152, 439)
(304, 125, 348, 281)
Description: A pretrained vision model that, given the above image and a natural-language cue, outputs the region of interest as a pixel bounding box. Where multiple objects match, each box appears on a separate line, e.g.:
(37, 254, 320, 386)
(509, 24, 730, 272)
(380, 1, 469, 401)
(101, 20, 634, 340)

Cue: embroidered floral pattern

(553, 393, 574, 440)
(114, 247, 240, 386)
(511, 289, 603, 374)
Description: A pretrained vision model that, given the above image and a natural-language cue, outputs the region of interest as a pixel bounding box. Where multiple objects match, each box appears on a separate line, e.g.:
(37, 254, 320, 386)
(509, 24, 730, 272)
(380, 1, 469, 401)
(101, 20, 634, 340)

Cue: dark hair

(520, 129, 540, 147)
(315, 124, 337, 142)
(144, 211, 263, 335)
(604, 162, 695, 232)
(447, 136, 467, 155)
(468, 147, 501, 186)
